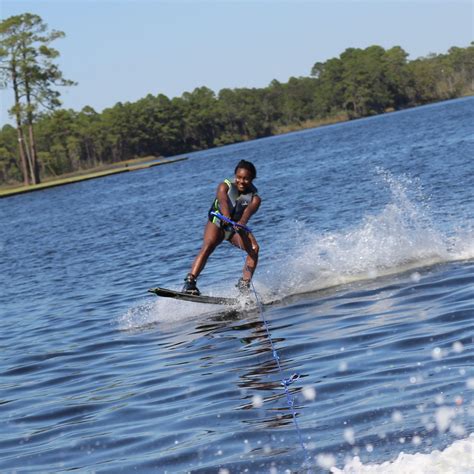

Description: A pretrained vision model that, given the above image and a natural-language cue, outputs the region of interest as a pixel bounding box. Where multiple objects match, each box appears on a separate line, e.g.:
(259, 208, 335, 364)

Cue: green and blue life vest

(209, 178, 258, 226)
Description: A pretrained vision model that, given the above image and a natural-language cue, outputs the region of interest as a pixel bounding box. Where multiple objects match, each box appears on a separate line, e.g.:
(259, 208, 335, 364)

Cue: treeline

(1, 40, 473, 185)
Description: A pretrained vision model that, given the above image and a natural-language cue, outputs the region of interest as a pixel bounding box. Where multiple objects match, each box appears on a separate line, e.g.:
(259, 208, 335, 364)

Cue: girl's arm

(238, 195, 261, 226)
(216, 182, 232, 219)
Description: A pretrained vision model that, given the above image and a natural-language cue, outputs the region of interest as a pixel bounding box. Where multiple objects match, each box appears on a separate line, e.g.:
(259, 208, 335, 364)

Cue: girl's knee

(249, 243, 259, 259)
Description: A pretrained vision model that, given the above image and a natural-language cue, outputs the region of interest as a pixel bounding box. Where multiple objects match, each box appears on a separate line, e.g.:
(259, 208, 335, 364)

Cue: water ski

(148, 286, 239, 306)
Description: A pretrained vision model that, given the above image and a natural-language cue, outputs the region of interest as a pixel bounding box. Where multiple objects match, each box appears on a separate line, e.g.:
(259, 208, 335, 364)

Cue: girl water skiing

(183, 160, 261, 295)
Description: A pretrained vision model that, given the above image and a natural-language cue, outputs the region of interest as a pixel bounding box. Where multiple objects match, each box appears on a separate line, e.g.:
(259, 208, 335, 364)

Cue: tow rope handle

(210, 211, 252, 234)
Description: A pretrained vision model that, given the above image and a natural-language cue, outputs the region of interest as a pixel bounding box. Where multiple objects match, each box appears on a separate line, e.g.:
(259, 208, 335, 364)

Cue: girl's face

(234, 168, 254, 193)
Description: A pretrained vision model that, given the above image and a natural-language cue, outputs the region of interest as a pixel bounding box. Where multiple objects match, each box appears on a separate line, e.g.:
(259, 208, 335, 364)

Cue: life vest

(210, 178, 258, 223)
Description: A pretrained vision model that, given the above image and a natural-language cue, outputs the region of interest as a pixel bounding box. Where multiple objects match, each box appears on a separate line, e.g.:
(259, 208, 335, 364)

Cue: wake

(118, 171, 474, 329)
(331, 434, 474, 474)
(260, 170, 474, 302)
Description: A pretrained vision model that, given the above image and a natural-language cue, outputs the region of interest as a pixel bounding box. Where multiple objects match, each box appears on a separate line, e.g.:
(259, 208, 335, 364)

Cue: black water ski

(148, 287, 239, 305)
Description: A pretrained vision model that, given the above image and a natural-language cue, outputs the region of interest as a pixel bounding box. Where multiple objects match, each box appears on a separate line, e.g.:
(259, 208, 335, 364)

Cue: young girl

(183, 160, 261, 295)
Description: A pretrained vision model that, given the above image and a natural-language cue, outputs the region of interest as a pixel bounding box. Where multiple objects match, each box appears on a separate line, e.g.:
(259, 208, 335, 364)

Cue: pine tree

(0, 13, 75, 184)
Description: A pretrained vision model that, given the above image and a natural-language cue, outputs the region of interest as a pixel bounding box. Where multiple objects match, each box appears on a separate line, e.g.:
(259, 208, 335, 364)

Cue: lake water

(1, 97, 473, 473)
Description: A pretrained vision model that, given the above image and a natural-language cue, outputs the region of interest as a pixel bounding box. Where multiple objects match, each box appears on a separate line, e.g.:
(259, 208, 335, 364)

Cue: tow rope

(211, 211, 314, 470)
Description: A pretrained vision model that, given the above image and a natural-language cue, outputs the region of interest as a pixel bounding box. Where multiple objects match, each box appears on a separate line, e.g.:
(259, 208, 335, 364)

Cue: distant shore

(3, 97, 471, 199)
(0, 156, 188, 198)
(0, 113, 350, 199)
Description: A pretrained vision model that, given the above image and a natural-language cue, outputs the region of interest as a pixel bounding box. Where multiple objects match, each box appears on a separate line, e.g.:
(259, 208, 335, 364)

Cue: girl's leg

(229, 232, 259, 281)
(189, 222, 224, 279)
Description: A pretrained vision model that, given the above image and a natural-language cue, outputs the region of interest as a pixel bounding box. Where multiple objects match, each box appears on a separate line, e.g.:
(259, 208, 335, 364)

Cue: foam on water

(331, 434, 473, 474)
(117, 297, 214, 331)
(450, 229, 474, 261)
(118, 287, 250, 330)
(266, 171, 474, 300)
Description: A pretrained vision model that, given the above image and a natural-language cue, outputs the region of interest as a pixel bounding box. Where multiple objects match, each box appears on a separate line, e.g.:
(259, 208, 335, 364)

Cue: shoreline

(0, 113, 349, 199)
(1, 95, 472, 200)
(0, 156, 188, 198)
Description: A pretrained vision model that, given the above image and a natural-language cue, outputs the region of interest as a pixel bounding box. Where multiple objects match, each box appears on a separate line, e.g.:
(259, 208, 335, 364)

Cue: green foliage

(1, 13, 75, 116)
(1, 13, 75, 184)
(0, 124, 21, 182)
(312, 45, 410, 117)
(1, 40, 473, 186)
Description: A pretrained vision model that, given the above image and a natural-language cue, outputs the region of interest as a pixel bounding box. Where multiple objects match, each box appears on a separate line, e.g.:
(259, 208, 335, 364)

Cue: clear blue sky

(1, 0, 473, 126)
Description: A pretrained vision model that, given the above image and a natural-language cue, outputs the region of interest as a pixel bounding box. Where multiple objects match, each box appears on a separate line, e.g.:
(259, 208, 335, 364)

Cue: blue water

(1, 98, 473, 473)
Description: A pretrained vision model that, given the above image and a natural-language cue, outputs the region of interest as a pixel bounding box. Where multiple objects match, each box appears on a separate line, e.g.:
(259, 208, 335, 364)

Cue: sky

(1, 0, 473, 126)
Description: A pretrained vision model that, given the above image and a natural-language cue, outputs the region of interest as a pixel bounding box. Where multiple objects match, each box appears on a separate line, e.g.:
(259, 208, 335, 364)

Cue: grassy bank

(274, 113, 350, 135)
(0, 156, 188, 198)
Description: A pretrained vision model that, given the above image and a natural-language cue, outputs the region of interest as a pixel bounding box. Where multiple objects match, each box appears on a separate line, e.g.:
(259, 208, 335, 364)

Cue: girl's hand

(235, 219, 248, 229)
(234, 222, 249, 234)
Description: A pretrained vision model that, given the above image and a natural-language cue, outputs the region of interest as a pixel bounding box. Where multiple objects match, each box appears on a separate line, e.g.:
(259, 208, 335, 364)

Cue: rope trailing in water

(249, 281, 313, 470)
(212, 211, 313, 470)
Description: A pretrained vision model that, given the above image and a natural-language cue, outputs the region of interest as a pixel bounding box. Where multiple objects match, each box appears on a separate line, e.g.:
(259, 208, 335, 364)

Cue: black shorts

(208, 211, 235, 241)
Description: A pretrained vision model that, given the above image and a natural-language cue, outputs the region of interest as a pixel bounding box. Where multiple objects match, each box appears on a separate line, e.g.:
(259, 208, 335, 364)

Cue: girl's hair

(235, 160, 257, 179)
